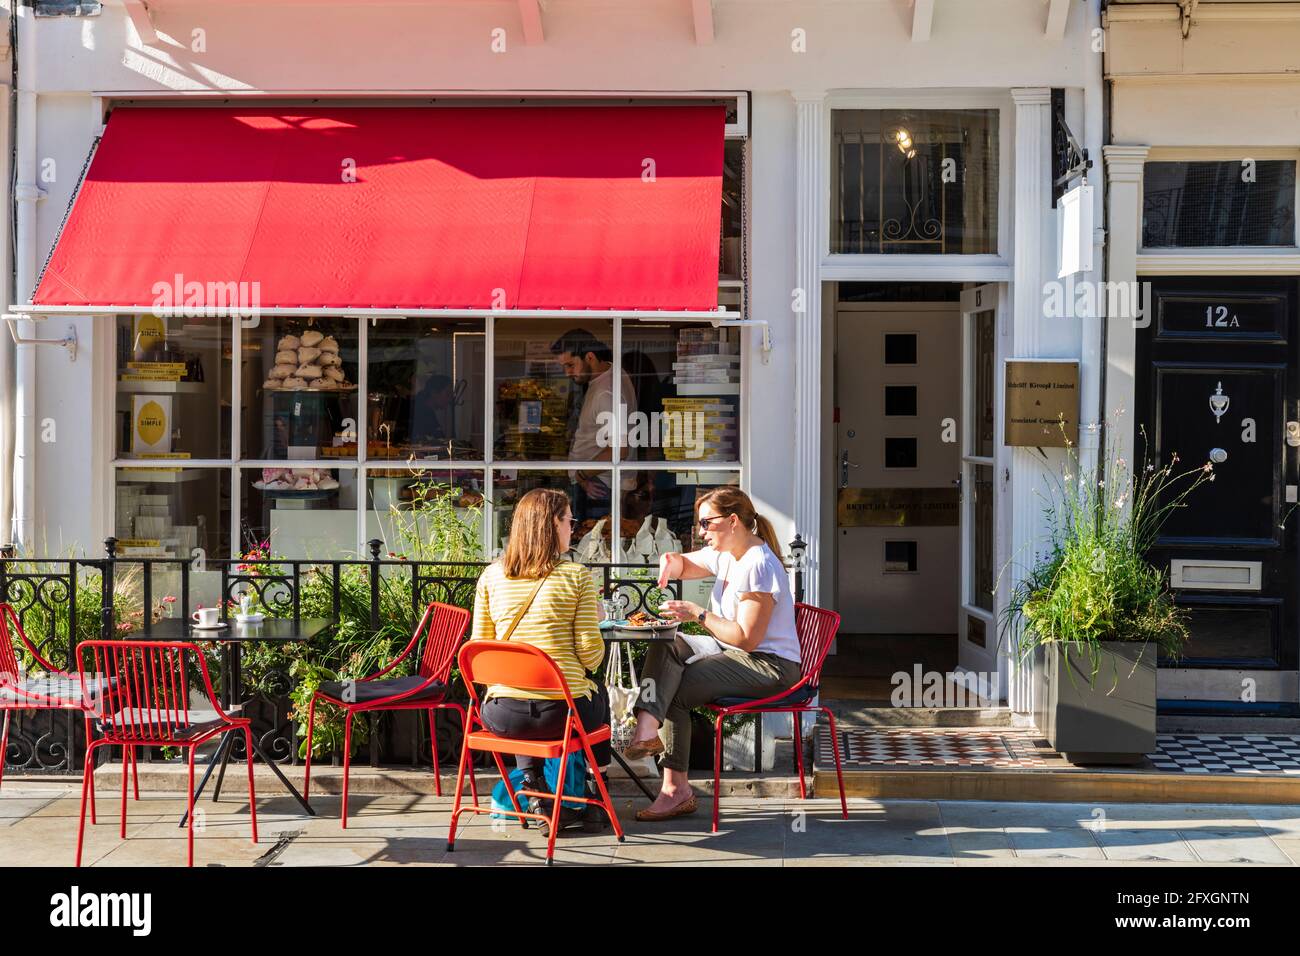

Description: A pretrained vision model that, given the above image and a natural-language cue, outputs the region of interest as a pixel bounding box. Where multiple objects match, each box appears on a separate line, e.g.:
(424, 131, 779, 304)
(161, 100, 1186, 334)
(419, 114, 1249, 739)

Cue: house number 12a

(1205, 306, 1240, 328)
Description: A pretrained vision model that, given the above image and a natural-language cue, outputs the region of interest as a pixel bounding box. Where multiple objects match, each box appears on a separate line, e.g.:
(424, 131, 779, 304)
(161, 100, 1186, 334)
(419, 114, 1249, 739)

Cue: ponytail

(696, 486, 784, 558)
(752, 513, 782, 556)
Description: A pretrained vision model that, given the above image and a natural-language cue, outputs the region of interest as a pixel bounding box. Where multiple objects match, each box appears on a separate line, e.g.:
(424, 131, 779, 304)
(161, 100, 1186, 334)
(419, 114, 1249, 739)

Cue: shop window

(366, 468, 486, 560)
(366, 317, 485, 461)
(114, 470, 230, 561)
(720, 140, 744, 280)
(616, 471, 741, 559)
(115, 315, 231, 461)
(831, 109, 999, 255)
(884, 437, 917, 469)
(243, 319, 358, 461)
(1143, 161, 1296, 248)
(883, 540, 917, 573)
(491, 470, 612, 556)
(884, 385, 917, 417)
(884, 333, 917, 365)
(241, 466, 354, 559)
(494, 319, 618, 465)
(34, 0, 101, 15)
(622, 323, 741, 466)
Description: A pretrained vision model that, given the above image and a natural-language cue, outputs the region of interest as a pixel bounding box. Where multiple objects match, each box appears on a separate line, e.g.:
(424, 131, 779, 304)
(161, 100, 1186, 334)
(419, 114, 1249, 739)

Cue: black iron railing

(1, 535, 807, 776)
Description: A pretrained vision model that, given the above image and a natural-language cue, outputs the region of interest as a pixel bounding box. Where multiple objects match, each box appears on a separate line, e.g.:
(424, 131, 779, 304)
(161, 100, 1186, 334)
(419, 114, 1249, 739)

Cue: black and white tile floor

(815, 727, 1300, 776)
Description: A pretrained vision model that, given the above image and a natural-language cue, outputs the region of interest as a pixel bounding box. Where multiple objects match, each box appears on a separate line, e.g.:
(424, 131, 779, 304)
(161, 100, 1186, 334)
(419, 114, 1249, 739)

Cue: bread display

(265, 328, 354, 391)
(254, 467, 340, 492)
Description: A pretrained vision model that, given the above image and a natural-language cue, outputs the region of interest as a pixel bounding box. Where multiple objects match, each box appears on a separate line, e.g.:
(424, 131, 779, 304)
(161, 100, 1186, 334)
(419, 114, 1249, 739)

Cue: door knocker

(1209, 382, 1230, 424)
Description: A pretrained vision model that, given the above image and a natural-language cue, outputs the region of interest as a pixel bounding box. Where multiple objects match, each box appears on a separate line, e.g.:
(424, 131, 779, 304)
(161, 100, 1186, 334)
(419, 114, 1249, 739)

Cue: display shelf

(115, 467, 209, 484)
(116, 380, 208, 394)
(673, 383, 741, 396)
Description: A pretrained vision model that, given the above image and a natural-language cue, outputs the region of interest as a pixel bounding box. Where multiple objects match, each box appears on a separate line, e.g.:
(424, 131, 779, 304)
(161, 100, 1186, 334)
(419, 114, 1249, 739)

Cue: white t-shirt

(690, 543, 801, 664)
(569, 365, 637, 492)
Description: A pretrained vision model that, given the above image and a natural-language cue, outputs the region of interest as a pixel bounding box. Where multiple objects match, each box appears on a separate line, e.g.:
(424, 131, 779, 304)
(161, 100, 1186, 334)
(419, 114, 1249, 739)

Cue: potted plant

(1001, 424, 1211, 764)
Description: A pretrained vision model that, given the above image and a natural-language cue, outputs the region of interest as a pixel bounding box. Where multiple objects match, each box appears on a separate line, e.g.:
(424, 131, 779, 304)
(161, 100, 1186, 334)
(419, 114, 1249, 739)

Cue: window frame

(823, 90, 1014, 282)
(1138, 146, 1300, 254)
(106, 121, 751, 562)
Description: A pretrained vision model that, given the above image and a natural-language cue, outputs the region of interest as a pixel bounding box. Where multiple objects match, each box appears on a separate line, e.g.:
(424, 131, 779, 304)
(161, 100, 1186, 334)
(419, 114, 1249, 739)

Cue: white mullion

(484, 314, 496, 558)
(356, 316, 369, 552)
(611, 316, 623, 560)
(230, 316, 243, 558)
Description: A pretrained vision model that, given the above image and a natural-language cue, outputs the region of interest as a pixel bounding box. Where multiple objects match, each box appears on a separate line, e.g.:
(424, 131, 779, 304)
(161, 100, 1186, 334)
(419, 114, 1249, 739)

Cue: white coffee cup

(191, 607, 220, 628)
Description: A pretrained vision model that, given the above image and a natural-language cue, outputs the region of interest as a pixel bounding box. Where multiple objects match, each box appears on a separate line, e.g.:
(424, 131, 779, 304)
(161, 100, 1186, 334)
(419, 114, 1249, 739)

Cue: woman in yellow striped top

(471, 488, 610, 828)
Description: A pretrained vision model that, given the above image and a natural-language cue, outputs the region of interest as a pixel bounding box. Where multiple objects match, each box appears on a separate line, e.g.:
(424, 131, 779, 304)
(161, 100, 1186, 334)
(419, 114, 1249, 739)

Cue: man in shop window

(551, 329, 637, 521)
(409, 373, 456, 448)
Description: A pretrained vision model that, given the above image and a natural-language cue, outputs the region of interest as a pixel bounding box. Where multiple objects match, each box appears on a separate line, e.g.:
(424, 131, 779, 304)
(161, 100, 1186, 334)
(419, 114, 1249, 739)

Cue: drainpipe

(12, 2, 41, 553)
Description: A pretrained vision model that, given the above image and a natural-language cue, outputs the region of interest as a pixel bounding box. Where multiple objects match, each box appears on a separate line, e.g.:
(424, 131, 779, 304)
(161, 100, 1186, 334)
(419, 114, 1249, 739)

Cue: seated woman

(625, 487, 802, 821)
(470, 487, 611, 833)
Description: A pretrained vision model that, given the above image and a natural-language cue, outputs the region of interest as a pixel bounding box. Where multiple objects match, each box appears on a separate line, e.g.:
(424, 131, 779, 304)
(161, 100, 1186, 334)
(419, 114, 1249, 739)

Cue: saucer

(235, 613, 266, 624)
(191, 621, 228, 631)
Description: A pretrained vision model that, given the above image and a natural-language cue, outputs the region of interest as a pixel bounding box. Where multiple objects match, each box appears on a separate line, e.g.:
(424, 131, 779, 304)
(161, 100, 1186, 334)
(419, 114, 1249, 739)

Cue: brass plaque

(837, 487, 960, 527)
(1004, 360, 1079, 447)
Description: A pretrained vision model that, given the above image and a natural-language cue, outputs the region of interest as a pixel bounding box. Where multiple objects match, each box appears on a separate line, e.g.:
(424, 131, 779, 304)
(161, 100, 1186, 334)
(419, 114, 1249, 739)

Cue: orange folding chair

(447, 640, 624, 865)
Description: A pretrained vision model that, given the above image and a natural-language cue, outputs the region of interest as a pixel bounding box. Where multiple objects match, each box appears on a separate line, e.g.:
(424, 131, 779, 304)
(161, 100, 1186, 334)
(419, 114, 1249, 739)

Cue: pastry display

(263, 330, 355, 391)
(253, 467, 340, 492)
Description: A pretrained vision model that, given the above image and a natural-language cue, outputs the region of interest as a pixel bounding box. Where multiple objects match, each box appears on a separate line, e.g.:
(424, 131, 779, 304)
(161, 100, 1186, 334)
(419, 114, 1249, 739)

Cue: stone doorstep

(8, 764, 806, 799)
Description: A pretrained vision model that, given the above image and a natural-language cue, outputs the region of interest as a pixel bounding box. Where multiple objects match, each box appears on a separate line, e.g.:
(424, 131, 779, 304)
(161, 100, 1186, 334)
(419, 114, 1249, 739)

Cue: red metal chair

(75, 640, 257, 867)
(0, 603, 139, 811)
(704, 603, 848, 832)
(303, 601, 472, 828)
(447, 640, 625, 866)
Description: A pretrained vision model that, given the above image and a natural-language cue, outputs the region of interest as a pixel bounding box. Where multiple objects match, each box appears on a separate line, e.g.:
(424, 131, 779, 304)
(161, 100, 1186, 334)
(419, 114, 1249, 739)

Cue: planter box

(1034, 641, 1156, 765)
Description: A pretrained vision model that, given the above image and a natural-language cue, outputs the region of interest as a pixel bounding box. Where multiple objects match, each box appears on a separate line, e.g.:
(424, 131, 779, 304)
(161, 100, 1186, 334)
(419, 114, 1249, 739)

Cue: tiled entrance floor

(816, 727, 1300, 777)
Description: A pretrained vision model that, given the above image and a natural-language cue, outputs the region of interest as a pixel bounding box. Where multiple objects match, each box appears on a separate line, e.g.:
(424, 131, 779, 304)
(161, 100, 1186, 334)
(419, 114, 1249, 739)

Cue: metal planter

(1034, 640, 1157, 765)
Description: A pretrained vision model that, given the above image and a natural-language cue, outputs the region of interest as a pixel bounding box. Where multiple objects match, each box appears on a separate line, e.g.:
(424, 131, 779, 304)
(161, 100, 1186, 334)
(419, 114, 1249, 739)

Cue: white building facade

(3, 0, 1107, 719)
(1105, 0, 1300, 718)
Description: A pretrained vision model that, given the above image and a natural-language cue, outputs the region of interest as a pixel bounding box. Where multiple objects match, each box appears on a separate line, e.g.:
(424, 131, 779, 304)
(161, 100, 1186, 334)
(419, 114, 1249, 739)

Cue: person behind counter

(470, 487, 612, 833)
(622, 487, 803, 821)
(550, 329, 636, 520)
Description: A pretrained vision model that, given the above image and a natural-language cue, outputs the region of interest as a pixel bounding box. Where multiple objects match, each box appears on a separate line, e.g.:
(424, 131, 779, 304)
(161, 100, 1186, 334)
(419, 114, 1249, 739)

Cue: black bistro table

(146, 617, 332, 824)
(600, 622, 678, 802)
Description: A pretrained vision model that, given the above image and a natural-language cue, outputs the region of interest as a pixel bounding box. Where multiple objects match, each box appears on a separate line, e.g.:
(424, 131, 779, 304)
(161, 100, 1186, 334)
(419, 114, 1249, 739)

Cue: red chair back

(77, 640, 220, 743)
(456, 640, 577, 712)
(0, 605, 25, 687)
(414, 602, 472, 682)
(794, 603, 841, 691)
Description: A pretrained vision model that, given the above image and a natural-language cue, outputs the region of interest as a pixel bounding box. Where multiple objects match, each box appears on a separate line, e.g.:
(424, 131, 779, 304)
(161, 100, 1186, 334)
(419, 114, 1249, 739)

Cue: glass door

(958, 285, 1000, 692)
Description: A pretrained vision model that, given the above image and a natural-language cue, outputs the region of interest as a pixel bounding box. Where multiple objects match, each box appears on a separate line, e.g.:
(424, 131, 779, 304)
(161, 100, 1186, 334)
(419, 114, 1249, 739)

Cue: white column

(1102, 145, 1149, 473)
(792, 91, 825, 605)
(1007, 88, 1053, 715)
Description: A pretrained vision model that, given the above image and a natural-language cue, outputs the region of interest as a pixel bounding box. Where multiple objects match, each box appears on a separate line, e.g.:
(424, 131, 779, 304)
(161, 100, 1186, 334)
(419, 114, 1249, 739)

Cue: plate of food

(615, 610, 679, 634)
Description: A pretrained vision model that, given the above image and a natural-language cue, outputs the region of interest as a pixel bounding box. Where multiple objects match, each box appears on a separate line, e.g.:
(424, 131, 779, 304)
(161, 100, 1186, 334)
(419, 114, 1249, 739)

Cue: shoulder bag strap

(499, 571, 550, 642)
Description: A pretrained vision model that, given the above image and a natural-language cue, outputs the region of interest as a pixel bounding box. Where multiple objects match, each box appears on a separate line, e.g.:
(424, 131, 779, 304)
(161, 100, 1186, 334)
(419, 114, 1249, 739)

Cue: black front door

(1136, 276, 1299, 714)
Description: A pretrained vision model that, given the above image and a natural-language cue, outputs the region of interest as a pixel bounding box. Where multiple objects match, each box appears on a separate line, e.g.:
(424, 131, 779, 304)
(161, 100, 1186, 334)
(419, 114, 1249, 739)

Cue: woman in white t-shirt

(623, 488, 802, 821)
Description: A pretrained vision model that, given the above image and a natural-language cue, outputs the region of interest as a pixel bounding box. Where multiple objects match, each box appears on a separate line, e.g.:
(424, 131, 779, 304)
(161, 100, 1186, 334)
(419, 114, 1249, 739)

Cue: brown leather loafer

(622, 737, 665, 760)
(635, 794, 698, 822)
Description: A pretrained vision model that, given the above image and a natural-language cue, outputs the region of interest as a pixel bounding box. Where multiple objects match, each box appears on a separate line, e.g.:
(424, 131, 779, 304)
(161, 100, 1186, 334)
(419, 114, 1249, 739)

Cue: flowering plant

(1001, 419, 1212, 675)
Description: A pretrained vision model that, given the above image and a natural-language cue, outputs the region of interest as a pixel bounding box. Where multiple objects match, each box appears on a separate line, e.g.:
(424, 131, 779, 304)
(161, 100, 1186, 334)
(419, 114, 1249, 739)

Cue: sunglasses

(698, 514, 730, 533)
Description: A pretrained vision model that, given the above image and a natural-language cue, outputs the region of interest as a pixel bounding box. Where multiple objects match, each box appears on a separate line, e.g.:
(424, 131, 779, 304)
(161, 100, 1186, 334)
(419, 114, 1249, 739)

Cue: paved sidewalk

(4, 782, 1300, 866)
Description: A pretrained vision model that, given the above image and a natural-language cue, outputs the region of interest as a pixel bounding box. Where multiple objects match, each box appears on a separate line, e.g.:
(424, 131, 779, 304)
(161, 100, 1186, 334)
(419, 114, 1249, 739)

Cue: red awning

(33, 105, 725, 312)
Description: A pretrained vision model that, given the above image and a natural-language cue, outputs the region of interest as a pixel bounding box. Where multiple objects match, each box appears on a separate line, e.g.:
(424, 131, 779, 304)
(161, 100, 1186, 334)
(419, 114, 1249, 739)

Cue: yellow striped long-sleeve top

(471, 560, 605, 701)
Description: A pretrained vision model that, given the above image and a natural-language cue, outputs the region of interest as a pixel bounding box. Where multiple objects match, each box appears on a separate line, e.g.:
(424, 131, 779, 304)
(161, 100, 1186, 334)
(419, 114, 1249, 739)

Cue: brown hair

(696, 487, 781, 556)
(502, 488, 570, 579)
